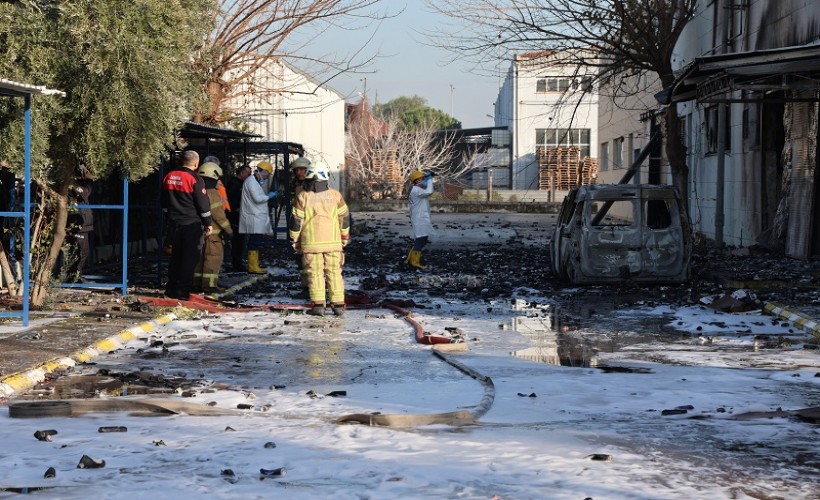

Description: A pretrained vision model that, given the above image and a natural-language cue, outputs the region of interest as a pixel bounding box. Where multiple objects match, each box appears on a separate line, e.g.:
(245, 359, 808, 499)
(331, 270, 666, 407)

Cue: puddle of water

(509, 305, 598, 367)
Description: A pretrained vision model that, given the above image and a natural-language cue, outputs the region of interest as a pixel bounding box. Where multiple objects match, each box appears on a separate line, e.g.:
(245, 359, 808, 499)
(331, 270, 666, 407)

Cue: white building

(229, 59, 346, 190)
(495, 50, 599, 191)
(596, 71, 664, 185)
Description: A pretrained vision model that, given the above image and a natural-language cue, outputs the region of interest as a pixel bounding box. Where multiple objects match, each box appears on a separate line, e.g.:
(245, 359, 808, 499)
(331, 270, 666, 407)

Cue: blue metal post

(122, 177, 128, 296)
(22, 95, 31, 326)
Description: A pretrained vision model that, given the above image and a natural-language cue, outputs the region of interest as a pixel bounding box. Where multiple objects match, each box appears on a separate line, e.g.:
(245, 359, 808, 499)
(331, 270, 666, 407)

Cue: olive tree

(0, 0, 213, 306)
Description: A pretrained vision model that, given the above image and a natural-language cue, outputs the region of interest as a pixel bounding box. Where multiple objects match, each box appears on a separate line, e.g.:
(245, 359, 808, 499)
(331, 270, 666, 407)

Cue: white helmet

(306, 162, 329, 181)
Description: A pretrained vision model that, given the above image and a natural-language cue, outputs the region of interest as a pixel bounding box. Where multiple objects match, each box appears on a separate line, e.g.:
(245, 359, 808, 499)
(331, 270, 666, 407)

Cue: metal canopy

(178, 121, 261, 140)
(662, 45, 820, 104)
(225, 141, 304, 156)
(0, 78, 65, 98)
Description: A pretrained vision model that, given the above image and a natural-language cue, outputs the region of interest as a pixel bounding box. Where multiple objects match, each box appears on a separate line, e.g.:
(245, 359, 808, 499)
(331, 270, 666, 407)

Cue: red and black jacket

(161, 168, 212, 227)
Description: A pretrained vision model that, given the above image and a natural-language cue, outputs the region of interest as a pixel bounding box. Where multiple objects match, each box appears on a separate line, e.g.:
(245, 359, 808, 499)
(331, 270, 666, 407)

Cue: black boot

(330, 304, 345, 317)
(306, 305, 325, 317)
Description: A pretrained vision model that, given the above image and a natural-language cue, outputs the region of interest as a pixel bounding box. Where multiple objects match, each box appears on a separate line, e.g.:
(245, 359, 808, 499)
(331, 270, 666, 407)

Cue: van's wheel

(9, 401, 72, 419)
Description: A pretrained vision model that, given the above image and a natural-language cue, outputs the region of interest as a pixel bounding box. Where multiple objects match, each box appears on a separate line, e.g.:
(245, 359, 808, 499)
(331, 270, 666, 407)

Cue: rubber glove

(268, 191, 278, 200)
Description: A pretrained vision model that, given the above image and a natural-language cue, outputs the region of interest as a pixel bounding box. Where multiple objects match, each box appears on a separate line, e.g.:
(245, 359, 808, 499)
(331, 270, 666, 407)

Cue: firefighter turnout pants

(303, 251, 345, 306)
(193, 234, 225, 292)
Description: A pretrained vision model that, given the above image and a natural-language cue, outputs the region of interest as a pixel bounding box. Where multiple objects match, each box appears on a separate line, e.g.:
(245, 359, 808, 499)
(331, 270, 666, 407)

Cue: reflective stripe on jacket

(289, 188, 349, 253)
(207, 189, 232, 236)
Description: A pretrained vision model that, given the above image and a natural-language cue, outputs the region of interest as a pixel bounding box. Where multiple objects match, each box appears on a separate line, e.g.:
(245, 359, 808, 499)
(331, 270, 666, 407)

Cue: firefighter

(407, 170, 434, 270)
(192, 162, 232, 293)
(289, 162, 350, 317)
(289, 156, 311, 298)
(203, 155, 230, 212)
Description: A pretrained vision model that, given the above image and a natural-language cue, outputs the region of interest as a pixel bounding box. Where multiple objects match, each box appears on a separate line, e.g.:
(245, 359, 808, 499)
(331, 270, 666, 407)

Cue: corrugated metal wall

(783, 92, 819, 258)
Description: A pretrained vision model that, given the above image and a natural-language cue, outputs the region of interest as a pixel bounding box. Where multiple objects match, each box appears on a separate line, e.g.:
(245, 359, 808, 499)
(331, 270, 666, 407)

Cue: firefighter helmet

(198, 162, 222, 180)
(306, 162, 330, 181)
(256, 161, 273, 174)
(291, 157, 310, 170)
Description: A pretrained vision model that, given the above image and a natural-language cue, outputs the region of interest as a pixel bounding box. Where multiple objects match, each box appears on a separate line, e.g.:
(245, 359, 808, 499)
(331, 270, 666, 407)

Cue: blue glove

(424, 171, 433, 179)
(268, 191, 278, 200)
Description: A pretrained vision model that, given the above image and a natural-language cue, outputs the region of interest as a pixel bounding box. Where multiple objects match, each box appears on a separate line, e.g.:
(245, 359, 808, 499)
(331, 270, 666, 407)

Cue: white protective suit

(409, 178, 434, 239)
(239, 175, 272, 235)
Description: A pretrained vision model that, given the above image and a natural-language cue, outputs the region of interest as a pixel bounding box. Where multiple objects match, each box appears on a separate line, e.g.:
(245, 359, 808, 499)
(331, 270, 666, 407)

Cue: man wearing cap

(162, 150, 212, 300)
(239, 161, 278, 274)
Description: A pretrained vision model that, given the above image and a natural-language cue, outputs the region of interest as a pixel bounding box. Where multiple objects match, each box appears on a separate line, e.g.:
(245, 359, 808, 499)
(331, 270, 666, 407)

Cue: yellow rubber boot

(409, 250, 426, 270)
(247, 250, 266, 274)
(404, 246, 413, 264)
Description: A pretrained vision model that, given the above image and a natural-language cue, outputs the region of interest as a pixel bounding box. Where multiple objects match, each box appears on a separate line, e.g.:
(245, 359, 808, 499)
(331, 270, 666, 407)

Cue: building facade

(495, 50, 599, 192)
(230, 59, 346, 190)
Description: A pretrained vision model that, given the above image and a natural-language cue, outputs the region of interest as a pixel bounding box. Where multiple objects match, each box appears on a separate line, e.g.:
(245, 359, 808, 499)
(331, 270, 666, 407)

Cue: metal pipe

(715, 104, 726, 246)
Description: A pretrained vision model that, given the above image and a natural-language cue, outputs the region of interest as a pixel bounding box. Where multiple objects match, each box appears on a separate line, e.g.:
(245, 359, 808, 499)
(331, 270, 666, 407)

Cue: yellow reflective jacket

(207, 189, 232, 236)
(289, 187, 349, 253)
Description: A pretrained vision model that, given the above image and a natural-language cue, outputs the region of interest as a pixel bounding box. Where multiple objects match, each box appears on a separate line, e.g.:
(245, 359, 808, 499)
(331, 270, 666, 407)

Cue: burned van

(549, 184, 691, 285)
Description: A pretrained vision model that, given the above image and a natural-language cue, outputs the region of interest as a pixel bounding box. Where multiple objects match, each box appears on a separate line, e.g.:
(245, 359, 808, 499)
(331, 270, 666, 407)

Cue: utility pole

(449, 84, 455, 117)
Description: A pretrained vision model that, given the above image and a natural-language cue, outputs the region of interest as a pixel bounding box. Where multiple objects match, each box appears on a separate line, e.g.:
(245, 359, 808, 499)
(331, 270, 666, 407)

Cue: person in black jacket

(226, 164, 251, 271)
(162, 150, 212, 300)
(67, 164, 94, 279)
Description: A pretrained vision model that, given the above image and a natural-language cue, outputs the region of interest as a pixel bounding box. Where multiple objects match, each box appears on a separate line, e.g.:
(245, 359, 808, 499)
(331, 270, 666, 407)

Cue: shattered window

(644, 199, 673, 229)
(591, 200, 635, 226)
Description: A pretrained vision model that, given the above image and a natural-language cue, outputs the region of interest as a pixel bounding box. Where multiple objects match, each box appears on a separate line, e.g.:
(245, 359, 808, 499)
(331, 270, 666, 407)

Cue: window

(600, 142, 609, 171)
(591, 200, 635, 227)
(536, 77, 571, 93)
(536, 128, 592, 159)
(613, 137, 624, 169)
(705, 104, 731, 154)
(742, 103, 759, 147)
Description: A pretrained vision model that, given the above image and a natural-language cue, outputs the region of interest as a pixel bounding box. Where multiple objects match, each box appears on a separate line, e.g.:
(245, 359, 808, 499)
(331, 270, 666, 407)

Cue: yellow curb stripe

(764, 302, 820, 338)
(0, 312, 179, 400)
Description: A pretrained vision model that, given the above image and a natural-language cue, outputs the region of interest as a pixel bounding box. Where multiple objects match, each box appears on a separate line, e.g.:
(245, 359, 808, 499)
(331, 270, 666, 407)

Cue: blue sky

(311, 2, 503, 128)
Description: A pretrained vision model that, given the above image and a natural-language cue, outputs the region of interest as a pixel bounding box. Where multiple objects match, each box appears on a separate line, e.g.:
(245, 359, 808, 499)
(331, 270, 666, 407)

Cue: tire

(8, 401, 72, 419)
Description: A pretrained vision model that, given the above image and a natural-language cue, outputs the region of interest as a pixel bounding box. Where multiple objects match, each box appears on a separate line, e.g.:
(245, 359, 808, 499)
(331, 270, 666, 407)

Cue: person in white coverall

(239, 161, 278, 273)
(406, 170, 434, 270)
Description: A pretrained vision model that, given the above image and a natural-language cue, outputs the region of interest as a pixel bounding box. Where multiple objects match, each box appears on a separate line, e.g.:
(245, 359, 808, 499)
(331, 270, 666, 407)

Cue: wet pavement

(1, 211, 819, 402)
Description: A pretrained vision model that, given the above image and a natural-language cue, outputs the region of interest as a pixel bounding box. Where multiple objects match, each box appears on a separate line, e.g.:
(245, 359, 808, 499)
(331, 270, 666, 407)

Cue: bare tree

(425, 0, 698, 207)
(195, 0, 396, 125)
(346, 101, 459, 199)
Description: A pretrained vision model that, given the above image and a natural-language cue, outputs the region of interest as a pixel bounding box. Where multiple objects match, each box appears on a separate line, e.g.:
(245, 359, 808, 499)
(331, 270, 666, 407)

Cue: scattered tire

(9, 401, 72, 419)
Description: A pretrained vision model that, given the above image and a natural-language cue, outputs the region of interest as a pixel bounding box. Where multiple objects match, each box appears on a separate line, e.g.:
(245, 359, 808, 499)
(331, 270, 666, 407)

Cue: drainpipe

(715, 3, 731, 246)
(511, 62, 518, 190)
(715, 104, 726, 246)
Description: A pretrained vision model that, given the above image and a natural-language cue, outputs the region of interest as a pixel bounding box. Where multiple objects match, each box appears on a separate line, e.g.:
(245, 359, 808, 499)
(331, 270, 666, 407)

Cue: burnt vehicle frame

(549, 184, 691, 285)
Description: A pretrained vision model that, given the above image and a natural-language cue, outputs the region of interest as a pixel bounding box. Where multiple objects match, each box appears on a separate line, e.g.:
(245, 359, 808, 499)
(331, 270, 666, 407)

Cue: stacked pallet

(580, 157, 599, 186)
(536, 146, 597, 190)
(370, 148, 402, 198)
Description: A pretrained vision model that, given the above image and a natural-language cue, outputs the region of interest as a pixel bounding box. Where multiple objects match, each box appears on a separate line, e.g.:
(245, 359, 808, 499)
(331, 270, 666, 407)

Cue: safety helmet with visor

(306, 162, 330, 181)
